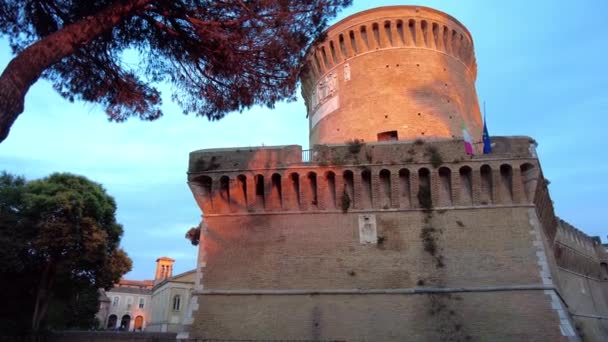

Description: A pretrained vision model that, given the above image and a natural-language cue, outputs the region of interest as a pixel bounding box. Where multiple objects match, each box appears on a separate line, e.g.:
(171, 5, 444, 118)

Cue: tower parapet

(301, 6, 482, 146)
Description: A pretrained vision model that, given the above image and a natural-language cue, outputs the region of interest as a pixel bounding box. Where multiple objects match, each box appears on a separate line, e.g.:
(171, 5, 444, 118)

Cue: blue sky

(1, 0, 606, 280)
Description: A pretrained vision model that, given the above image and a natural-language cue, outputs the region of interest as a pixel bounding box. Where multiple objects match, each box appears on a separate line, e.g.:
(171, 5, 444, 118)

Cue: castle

(181, 6, 608, 341)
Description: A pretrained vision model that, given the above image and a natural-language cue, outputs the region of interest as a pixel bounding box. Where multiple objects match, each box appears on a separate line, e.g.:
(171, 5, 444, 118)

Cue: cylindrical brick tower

(301, 6, 482, 146)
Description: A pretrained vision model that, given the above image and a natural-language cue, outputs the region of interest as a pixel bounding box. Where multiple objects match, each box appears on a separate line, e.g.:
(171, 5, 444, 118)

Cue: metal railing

(301, 149, 311, 163)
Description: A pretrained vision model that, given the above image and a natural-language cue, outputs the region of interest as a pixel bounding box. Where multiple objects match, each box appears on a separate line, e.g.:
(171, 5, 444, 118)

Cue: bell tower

(154, 256, 175, 283)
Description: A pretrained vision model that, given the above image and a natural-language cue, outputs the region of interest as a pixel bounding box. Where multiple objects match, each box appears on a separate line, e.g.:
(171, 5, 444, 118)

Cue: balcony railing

(301, 149, 312, 163)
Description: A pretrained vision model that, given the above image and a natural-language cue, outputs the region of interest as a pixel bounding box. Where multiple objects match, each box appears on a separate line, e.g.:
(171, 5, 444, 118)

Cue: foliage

(347, 139, 363, 154)
(0, 172, 131, 334)
(417, 184, 432, 210)
(426, 146, 443, 168)
(185, 225, 201, 246)
(420, 227, 437, 256)
(340, 189, 351, 213)
(0, 0, 352, 142)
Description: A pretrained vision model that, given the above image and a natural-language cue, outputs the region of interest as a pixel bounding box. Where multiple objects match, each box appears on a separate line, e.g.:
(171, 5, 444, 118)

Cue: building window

(172, 295, 181, 311)
(112, 296, 119, 307)
(126, 297, 133, 310)
(138, 298, 145, 309)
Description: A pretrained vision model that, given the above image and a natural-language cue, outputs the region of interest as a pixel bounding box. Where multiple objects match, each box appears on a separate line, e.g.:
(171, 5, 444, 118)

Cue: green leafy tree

(0, 172, 132, 334)
(0, 0, 351, 143)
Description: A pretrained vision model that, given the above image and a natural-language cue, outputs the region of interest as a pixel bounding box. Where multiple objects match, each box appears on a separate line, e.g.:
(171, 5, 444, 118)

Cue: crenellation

(185, 5, 606, 341)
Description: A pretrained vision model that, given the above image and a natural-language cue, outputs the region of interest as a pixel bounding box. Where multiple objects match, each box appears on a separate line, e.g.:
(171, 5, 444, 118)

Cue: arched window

(290, 173, 301, 207)
(480, 165, 493, 204)
(237, 174, 248, 209)
(520, 163, 536, 202)
(399, 169, 411, 208)
(418, 168, 432, 209)
(361, 169, 372, 208)
(459, 166, 473, 205)
(379, 169, 392, 208)
(438, 167, 452, 206)
(107, 314, 117, 329)
(325, 171, 337, 209)
(343, 170, 355, 209)
(271, 173, 283, 209)
(308, 172, 318, 207)
(134, 316, 144, 331)
(172, 295, 181, 311)
(500, 164, 513, 203)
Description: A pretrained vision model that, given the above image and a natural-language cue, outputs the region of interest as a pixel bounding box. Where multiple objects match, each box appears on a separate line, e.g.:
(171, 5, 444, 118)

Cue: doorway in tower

(120, 315, 131, 331)
(377, 130, 398, 141)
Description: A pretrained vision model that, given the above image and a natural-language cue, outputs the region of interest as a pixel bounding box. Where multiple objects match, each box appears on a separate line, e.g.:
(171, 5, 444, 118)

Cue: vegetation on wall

(340, 189, 351, 213)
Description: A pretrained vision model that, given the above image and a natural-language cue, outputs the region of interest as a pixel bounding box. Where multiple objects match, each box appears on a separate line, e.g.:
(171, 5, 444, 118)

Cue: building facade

(97, 257, 195, 333)
(182, 6, 608, 341)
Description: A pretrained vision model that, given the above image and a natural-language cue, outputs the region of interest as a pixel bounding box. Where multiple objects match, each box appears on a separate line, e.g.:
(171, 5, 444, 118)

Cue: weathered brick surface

(301, 6, 482, 146)
(192, 293, 564, 342)
(184, 5, 608, 341)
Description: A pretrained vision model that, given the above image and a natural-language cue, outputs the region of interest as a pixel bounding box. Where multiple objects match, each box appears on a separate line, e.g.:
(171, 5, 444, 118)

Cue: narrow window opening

(255, 174, 265, 208)
(408, 19, 417, 45)
(396, 20, 405, 45)
(308, 172, 318, 207)
(343, 170, 355, 209)
(380, 169, 392, 208)
(500, 164, 514, 203)
(329, 41, 339, 63)
(326, 172, 337, 209)
(520, 163, 537, 202)
(220, 176, 230, 210)
(271, 173, 282, 209)
(360, 26, 369, 49)
(362, 169, 372, 208)
(349, 30, 358, 53)
(399, 169, 411, 208)
(237, 174, 247, 208)
(339, 34, 348, 58)
(384, 21, 393, 46)
(418, 168, 432, 209)
(438, 167, 452, 206)
(321, 46, 330, 68)
(172, 295, 181, 311)
(442, 26, 449, 51)
(459, 166, 473, 205)
(480, 165, 493, 204)
(432, 22, 439, 48)
(372, 22, 381, 47)
(421, 20, 429, 47)
(291, 173, 301, 207)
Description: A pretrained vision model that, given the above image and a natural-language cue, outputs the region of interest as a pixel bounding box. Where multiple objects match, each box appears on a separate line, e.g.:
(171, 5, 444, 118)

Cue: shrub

(347, 139, 364, 154)
(340, 189, 351, 213)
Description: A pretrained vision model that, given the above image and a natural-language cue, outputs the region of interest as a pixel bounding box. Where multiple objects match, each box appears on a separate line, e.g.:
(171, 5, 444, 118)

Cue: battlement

(300, 6, 482, 146)
(302, 6, 476, 79)
(188, 136, 540, 215)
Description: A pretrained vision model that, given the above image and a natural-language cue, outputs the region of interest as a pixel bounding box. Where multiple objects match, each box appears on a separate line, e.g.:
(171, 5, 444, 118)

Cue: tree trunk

(0, 0, 152, 143)
(31, 258, 55, 332)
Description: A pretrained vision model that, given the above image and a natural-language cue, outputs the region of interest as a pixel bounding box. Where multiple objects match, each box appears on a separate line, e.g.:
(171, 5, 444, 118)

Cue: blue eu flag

(482, 117, 492, 154)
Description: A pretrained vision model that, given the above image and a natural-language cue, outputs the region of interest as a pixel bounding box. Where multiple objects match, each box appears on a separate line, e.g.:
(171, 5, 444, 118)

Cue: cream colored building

(146, 269, 196, 333)
(97, 257, 194, 332)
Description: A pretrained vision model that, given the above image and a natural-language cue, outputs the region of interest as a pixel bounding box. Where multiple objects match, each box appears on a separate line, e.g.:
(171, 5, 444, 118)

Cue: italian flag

(462, 123, 475, 155)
